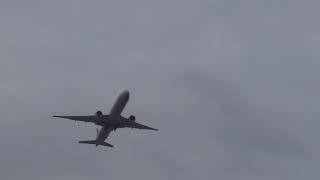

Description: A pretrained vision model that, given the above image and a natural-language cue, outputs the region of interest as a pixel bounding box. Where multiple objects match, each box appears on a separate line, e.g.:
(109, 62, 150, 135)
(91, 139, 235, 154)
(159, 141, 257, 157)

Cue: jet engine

(95, 111, 103, 118)
(94, 111, 104, 126)
(129, 115, 135, 121)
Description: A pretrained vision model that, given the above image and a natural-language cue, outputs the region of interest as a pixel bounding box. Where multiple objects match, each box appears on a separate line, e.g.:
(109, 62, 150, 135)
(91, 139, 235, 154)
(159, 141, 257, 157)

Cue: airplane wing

(52, 115, 97, 123)
(121, 118, 158, 131)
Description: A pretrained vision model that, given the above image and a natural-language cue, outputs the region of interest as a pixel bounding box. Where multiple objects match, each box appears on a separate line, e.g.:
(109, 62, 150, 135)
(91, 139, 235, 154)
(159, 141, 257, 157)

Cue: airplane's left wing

(120, 117, 158, 131)
(53, 115, 96, 123)
(128, 121, 158, 131)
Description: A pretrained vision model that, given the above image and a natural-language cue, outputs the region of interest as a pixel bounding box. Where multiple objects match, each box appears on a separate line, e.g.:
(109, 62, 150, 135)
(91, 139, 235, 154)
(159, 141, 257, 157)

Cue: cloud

(0, 0, 320, 180)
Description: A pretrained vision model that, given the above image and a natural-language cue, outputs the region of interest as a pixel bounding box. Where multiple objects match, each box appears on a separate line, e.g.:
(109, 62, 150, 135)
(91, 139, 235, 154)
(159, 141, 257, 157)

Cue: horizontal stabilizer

(78, 140, 113, 147)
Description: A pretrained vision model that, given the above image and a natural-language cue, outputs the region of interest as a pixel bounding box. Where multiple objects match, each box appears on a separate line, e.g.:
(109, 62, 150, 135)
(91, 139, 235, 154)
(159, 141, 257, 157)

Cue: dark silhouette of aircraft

(53, 90, 157, 147)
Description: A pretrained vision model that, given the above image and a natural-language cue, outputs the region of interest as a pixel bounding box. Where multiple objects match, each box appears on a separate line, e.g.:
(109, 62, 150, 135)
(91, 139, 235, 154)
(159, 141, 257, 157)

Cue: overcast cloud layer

(1, 0, 320, 179)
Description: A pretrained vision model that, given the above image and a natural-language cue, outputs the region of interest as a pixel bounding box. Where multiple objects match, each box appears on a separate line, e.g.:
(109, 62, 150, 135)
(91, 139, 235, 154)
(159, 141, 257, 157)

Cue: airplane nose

(122, 90, 130, 101)
(123, 90, 129, 95)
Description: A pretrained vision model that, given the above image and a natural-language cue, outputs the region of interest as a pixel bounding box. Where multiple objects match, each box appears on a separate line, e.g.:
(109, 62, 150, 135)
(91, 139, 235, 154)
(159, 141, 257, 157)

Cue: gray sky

(0, 0, 320, 179)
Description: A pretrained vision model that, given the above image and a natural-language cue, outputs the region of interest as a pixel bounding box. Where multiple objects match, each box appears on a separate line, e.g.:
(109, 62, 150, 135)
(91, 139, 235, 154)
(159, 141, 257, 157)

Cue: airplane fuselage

(95, 90, 130, 145)
(109, 90, 130, 123)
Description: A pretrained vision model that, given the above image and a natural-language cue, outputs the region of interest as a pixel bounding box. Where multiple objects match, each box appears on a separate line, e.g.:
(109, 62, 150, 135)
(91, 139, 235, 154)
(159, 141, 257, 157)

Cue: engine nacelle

(95, 111, 103, 117)
(129, 115, 135, 121)
(94, 111, 104, 126)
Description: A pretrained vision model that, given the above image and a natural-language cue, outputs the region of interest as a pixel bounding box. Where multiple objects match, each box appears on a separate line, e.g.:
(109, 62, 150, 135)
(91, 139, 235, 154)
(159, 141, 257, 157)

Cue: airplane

(53, 90, 157, 147)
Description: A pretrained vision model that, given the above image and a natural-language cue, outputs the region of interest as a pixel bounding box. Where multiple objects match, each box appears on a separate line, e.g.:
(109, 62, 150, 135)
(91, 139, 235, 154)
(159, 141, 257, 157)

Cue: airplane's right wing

(78, 140, 113, 147)
(52, 115, 96, 123)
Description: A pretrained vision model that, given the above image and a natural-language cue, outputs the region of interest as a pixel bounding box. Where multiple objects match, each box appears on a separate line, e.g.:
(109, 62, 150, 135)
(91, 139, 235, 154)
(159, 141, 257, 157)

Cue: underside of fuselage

(94, 90, 130, 145)
(109, 90, 130, 119)
(94, 90, 130, 126)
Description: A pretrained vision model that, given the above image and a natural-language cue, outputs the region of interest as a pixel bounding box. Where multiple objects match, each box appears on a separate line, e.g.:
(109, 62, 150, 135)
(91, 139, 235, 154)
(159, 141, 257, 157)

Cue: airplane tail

(78, 140, 113, 147)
